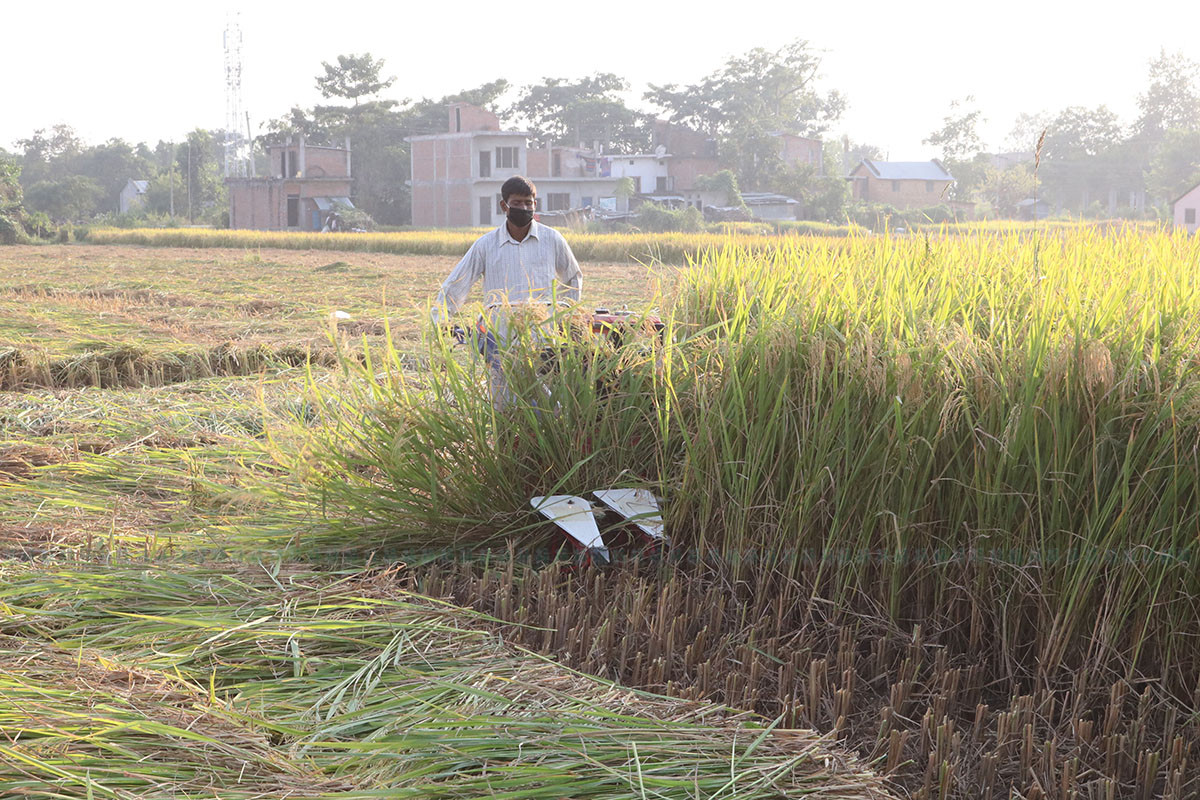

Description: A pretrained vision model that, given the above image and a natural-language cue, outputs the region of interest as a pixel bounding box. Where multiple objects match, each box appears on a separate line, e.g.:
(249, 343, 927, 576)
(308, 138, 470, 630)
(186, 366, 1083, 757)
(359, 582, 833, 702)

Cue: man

(430, 175, 582, 407)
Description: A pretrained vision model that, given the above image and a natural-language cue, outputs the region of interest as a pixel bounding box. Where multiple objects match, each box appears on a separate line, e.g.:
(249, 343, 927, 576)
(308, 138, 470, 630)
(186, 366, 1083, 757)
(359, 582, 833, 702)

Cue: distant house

(118, 179, 148, 214)
(742, 192, 800, 220)
(408, 104, 733, 227)
(847, 159, 955, 209)
(1172, 181, 1200, 234)
(226, 138, 353, 230)
(1016, 197, 1050, 220)
(771, 132, 823, 173)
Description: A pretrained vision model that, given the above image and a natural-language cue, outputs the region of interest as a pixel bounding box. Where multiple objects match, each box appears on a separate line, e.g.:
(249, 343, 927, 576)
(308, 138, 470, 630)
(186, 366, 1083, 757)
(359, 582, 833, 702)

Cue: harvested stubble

(410, 558, 1199, 800)
(0, 565, 893, 799)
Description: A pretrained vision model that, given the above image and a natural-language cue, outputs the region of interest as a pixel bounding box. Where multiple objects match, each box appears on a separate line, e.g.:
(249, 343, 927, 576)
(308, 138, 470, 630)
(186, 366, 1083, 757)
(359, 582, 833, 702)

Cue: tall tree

(315, 53, 397, 107)
(1135, 49, 1200, 142)
(1039, 105, 1127, 211)
(510, 74, 650, 153)
(924, 97, 988, 198)
(645, 40, 845, 190)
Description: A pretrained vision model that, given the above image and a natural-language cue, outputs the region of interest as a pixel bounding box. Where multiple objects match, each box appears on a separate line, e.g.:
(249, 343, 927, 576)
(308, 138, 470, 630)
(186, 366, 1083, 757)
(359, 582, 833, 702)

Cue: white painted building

(118, 179, 148, 214)
(607, 150, 673, 195)
(1172, 182, 1200, 234)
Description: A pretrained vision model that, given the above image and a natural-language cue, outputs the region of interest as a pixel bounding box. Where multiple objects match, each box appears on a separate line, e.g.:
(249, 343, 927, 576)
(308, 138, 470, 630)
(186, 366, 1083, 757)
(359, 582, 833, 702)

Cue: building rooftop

(855, 159, 954, 181)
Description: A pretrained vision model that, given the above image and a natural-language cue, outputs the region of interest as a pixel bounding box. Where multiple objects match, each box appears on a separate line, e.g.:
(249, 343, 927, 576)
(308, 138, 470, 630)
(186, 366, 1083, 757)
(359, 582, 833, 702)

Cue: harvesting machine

(453, 307, 668, 565)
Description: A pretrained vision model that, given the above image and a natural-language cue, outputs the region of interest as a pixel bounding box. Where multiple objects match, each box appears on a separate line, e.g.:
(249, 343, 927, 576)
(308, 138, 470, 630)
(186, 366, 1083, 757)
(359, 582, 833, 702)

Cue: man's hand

(445, 324, 467, 344)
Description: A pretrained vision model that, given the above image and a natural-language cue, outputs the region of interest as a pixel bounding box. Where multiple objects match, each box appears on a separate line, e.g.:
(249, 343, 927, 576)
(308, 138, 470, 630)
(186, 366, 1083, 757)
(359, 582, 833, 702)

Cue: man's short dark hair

(501, 175, 537, 201)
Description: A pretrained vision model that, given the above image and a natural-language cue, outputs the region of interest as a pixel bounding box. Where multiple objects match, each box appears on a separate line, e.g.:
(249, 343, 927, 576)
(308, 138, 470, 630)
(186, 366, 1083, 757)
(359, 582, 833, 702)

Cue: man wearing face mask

(429, 175, 583, 407)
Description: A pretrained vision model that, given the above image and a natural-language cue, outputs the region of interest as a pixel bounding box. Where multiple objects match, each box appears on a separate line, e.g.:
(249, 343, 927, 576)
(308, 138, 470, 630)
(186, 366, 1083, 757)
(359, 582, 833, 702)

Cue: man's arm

(430, 240, 485, 325)
(555, 234, 582, 303)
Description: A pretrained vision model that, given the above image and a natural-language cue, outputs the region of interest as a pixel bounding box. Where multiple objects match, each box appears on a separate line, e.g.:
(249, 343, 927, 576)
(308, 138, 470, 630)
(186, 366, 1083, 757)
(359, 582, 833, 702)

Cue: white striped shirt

(430, 221, 582, 331)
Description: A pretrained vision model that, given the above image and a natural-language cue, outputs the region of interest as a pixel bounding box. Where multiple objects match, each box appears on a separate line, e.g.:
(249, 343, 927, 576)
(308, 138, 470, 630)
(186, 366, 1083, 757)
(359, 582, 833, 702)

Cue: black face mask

(506, 207, 534, 227)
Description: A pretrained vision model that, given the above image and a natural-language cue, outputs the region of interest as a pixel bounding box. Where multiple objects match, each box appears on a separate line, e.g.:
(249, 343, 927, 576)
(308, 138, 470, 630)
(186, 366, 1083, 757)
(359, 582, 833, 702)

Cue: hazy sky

(4, 1, 1195, 159)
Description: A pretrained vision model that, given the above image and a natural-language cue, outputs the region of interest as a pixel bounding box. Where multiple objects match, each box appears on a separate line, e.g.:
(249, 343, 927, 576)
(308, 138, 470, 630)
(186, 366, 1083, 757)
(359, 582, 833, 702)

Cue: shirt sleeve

(430, 239, 486, 325)
(555, 233, 582, 303)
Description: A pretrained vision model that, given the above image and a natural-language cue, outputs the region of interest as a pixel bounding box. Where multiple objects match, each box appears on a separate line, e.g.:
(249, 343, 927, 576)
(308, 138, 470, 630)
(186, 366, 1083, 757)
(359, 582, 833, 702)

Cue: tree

(1003, 111, 1052, 153)
(925, 97, 984, 161)
(613, 176, 636, 213)
(1038, 105, 1127, 211)
(769, 163, 846, 220)
(924, 97, 988, 198)
(1136, 49, 1200, 142)
(645, 40, 845, 190)
(16, 124, 83, 185)
(976, 163, 1037, 217)
(510, 74, 650, 152)
(315, 53, 397, 107)
(1147, 128, 1200, 201)
(694, 170, 745, 209)
(23, 175, 104, 222)
(0, 157, 30, 243)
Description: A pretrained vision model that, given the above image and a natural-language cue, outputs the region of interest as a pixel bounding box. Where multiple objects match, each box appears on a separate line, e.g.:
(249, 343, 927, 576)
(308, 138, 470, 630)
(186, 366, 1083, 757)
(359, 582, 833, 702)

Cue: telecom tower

(223, 15, 252, 178)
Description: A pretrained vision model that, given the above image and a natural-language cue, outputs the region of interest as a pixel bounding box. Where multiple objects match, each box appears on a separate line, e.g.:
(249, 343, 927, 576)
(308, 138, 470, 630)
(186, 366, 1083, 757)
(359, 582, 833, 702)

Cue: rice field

(2, 229, 1198, 798)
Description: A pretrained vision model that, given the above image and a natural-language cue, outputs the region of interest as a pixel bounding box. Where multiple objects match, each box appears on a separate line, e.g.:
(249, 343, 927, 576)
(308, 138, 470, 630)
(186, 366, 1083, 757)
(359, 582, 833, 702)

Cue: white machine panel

(531, 495, 609, 561)
(592, 489, 665, 542)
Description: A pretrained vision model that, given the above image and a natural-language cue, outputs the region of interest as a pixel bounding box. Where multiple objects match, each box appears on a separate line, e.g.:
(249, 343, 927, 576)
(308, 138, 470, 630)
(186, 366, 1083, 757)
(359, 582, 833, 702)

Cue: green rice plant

(271, 227, 1200, 695)
(0, 565, 890, 799)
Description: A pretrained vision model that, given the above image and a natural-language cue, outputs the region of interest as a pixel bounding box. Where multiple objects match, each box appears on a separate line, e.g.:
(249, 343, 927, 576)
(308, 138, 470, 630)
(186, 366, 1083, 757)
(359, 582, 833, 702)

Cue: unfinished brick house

(412, 104, 806, 226)
(226, 138, 353, 230)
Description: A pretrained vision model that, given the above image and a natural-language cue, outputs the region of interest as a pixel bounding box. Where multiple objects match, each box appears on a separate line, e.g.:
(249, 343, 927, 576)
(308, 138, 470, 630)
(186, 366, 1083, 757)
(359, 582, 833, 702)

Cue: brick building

(847, 159, 954, 208)
(1174, 181, 1200, 234)
(226, 138, 353, 230)
(410, 105, 786, 227)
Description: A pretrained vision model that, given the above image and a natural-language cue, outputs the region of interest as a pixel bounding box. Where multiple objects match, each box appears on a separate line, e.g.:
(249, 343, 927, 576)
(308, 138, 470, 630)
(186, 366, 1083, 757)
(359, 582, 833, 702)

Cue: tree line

(2, 42, 1198, 232)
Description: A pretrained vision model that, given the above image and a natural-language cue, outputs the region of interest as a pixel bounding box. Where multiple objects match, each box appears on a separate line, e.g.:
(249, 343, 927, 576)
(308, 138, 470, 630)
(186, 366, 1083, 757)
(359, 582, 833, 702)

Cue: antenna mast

(223, 15, 252, 178)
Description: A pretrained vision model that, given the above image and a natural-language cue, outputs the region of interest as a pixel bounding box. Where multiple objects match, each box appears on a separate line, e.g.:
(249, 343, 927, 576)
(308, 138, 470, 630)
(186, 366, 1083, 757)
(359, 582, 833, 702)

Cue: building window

(926, 180, 935, 193)
(632, 176, 642, 194)
(892, 180, 900, 192)
(286, 196, 299, 227)
(655, 176, 667, 193)
(1187, 208, 1196, 225)
(479, 150, 491, 178)
(552, 152, 562, 177)
(496, 146, 519, 169)
(455, 107, 462, 132)
(479, 196, 491, 225)
(547, 193, 571, 211)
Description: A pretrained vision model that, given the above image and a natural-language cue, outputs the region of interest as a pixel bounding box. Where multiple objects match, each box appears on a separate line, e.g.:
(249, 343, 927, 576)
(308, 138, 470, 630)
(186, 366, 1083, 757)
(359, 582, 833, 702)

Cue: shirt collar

(498, 219, 541, 245)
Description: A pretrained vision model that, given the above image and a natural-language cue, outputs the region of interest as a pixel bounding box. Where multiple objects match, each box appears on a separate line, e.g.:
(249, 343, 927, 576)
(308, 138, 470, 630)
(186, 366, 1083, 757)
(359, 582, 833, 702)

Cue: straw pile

(0, 564, 893, 799)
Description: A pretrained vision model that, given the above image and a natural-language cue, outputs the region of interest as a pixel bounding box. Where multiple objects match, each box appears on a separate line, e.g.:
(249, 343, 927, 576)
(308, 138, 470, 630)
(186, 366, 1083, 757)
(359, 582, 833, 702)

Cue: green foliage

(844, 201, 960, 230)
(0, 156, 33, 243)
(768, 163, 848, 220)
(694, 169, 745, 208)
(924, 98, 990, 198)
(23, 175, 105, 221)
(646, 40, 844, 190)
(1135, 48, 1200, 141)
(976, 162, 1037, 216)
(1148, 128, 1200, 201)
(633, 202, 703, 232)
(315, 52, 397, 106)
(510, 74, 651, 152)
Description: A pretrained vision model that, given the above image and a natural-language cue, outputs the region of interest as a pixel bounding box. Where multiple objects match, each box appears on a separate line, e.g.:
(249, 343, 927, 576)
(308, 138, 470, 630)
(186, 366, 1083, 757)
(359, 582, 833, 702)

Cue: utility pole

(187, 140, 193, 223)
(169, 147, 175, 218)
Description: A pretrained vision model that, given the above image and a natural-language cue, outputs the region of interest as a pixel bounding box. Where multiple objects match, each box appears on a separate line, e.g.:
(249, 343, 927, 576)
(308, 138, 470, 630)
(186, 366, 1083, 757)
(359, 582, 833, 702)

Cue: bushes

(634, 202, 704, 232)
